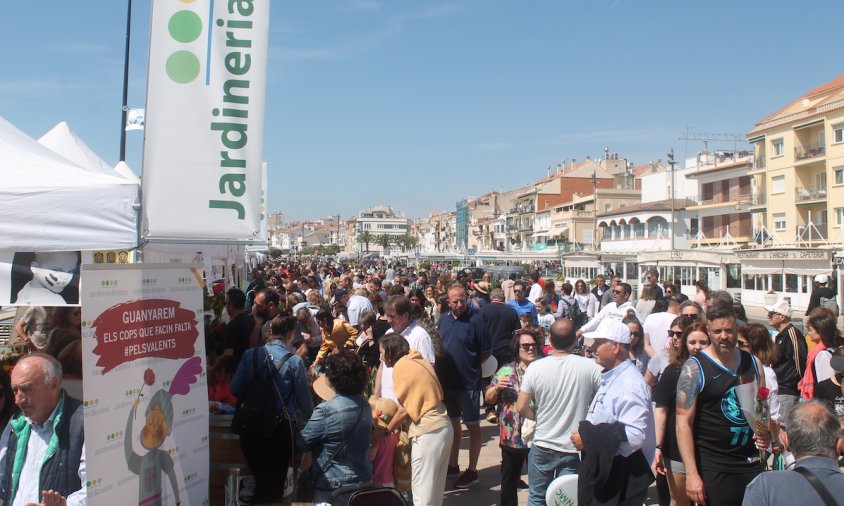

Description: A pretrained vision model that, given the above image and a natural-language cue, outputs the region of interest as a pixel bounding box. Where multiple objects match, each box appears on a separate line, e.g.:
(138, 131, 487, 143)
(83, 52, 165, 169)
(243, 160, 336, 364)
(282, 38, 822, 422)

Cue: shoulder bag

(230, 347, 292, 438)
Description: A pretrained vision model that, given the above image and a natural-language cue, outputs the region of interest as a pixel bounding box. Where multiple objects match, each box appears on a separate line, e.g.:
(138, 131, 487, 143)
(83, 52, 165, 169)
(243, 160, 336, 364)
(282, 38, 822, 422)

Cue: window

(773, 212, 786, 231)
(771, 175, 785, 194)
(604, 203, 612, 212)
(834, 123, 844, 143)
(836, 207, 844, 226)
(772, 138, 784, 156)
(835, 166, 844, 185)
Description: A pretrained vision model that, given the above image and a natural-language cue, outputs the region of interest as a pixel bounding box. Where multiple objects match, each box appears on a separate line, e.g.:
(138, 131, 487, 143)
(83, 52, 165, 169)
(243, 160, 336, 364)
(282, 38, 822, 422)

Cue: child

(519, 313, 532, 329)
(208, 355, 237, 413)
(536, 299, 555, 335)
(312, 310, 358, 372)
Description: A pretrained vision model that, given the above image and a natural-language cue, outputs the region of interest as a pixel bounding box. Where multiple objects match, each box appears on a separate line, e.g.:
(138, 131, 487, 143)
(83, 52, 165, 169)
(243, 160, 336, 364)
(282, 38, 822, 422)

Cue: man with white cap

(766, 299, 807, 424)
(806, 274, 838, 317)
(571, 319, 655, 505)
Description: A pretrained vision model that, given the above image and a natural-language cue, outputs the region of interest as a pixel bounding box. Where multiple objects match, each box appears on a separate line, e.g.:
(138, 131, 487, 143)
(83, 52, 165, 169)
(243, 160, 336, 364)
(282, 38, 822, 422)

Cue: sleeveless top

(689, 349, 760, 471)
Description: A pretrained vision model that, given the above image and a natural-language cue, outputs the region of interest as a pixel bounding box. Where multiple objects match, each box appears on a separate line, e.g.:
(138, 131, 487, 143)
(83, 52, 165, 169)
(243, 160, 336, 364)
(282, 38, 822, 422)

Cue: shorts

(700, 467, 759, 506)
(668, 459, 685, 474)
(443, 388, 481, 425)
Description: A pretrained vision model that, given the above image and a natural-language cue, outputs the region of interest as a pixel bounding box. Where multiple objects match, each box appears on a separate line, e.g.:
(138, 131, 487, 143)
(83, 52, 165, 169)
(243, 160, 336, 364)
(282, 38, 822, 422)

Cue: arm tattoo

(676, 360, 701, 413)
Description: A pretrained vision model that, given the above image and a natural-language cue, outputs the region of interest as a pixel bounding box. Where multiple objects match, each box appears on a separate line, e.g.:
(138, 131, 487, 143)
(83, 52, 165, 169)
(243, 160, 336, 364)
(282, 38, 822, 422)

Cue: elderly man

(571, 319, 655, 505)
(0, 354, 85, 506)
(337, 287, 373, 328)
(375, 295, 436, 401)
(743, 400, 844, 505)
(591, 274, 610, 310)
(676, 303, 769, 506)
(437, 283, 491, 489)
(765, 299, 807, 424)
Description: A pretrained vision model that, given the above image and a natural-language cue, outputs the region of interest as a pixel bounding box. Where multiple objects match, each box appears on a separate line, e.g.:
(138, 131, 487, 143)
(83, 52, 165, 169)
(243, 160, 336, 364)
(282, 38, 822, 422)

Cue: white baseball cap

(763, 299, 790, 317)
(582, 319, 631, 348)
(814, 274, 829, 284)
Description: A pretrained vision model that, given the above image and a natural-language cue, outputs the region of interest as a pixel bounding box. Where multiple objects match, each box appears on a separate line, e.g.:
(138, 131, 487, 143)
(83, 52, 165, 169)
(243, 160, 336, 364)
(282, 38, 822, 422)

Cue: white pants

(410, 423, 454, 506)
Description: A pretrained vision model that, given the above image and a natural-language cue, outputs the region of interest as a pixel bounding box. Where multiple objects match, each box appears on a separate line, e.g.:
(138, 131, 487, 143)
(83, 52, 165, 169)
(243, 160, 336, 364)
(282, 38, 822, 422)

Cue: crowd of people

(0, 257, 843, 505)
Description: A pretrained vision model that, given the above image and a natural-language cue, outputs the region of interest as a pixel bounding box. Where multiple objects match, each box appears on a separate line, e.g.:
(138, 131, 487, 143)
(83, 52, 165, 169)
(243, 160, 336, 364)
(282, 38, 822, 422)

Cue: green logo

(165, 8, 203, 83)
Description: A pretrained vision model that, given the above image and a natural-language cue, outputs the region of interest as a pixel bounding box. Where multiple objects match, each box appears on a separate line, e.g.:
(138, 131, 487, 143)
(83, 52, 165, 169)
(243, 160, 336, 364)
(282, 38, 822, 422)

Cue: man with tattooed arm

(675, 303, 770, 506)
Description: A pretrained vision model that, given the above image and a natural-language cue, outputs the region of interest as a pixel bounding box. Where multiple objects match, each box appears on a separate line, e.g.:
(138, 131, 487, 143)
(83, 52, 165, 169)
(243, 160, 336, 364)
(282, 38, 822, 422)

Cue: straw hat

(312, 374, 336, 401)
(372, 398, 399, 430)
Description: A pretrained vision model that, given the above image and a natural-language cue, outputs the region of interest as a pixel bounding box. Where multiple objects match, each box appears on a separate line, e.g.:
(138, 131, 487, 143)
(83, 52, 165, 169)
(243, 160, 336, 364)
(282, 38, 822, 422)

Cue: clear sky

(2, 1, 842, 221)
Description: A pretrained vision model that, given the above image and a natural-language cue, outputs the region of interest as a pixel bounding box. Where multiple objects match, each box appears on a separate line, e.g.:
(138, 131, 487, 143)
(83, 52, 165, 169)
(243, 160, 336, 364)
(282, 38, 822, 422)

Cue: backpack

(561, 298, 586, 329)
(820, 296, 839, 316)
(230, 348, 292, 439)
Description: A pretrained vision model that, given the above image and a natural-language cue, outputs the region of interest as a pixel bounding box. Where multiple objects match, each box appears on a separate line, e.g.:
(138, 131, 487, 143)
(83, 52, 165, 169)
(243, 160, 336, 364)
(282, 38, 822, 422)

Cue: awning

(747, 134, 766, 144)
(793, 119, 824, 131)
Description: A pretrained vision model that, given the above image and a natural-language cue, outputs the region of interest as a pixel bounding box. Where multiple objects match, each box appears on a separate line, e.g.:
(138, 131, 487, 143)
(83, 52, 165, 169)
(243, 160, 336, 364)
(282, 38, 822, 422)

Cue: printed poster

(81, 264, 208, 506)
(0, 251, 81, 306)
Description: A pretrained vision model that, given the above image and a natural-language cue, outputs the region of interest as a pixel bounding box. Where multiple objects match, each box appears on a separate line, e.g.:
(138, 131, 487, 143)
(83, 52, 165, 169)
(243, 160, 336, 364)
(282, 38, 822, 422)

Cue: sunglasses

(514, 289, 524, 293)
(737, 340, 750, 348)
(667, 330, 683, 338)
(612, 290, 624, 294)
(630, 331, 642, 338)
(520, 343, 539, 351)
(681, 314, 699, 322)
(767, 312, 781, 318)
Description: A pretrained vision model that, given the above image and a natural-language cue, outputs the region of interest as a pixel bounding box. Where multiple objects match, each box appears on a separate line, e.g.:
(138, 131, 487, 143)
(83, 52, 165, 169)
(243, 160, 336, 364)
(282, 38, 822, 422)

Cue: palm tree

(375, 234, 393, 255)
(397, 233, 419, 253)
(356, 231, 373, 253)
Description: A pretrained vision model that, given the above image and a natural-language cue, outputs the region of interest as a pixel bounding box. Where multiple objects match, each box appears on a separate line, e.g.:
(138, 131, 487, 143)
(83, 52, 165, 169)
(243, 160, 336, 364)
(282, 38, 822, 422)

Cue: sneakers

(454, 469, 479, 489)
(485, 411, 498, 424)
(447, 465, 461, 476)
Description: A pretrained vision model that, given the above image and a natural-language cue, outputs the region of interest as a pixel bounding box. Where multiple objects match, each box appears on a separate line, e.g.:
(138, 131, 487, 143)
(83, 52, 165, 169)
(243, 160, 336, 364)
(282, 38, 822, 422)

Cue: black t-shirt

(691, 350, 760, 471)
(653, 364, 682, 461)
(478, 301, 520, 353)
(815, 378, 844, 417)
(223, 312, 254, 363)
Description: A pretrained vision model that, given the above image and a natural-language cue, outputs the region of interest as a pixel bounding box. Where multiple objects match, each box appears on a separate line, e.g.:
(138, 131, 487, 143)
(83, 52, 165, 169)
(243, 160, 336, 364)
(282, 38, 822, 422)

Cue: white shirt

(579, 300, 640, 334)
(379, 321, 436, 403)
(520, 354, 601, 453)
(346, 294, 373, 326)
(0, 402, 86, 506)
(587, 360, 655, 460)
(643, 311, 678, 352)
(528, 283, 543, 303)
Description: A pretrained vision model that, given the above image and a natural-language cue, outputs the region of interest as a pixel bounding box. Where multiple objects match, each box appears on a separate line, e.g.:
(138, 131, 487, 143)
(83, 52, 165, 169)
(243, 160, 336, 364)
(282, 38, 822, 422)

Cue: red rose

(756, 387, 770, 401)
(144, 368, 156, 386)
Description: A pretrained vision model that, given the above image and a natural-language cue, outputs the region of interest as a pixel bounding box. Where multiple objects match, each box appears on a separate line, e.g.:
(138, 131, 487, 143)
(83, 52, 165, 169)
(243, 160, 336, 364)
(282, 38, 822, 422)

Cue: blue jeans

(527, 445, 580, 506)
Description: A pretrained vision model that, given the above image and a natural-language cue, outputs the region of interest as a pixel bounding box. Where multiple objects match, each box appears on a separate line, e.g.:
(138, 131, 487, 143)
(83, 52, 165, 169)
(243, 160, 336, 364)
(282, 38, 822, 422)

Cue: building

(347, 205, 410, 255)
(742, 74, 844, 312)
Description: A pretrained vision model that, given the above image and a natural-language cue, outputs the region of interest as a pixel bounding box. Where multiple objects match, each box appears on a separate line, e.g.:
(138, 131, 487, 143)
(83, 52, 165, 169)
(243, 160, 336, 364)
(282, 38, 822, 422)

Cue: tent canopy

(38, 122, 141, 184)
(0, 116, 139, 251)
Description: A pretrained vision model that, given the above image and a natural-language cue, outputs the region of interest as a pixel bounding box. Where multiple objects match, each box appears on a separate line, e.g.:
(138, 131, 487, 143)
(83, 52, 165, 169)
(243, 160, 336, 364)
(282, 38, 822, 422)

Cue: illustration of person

(94, 252, 104, 263)
(125, 357, 202, 506)
(106, 251, 117, 263)
(14, 251, 79, 305)
(118, 251, 129, 264)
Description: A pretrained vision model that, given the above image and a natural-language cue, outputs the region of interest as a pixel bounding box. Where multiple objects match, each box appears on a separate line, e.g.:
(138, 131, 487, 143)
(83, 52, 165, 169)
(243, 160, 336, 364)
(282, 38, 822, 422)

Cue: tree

(396, 233, 419, 252)
(268, 247, 283, 258)
(356, 231, 373, 253)
(375, 234, 394, 255)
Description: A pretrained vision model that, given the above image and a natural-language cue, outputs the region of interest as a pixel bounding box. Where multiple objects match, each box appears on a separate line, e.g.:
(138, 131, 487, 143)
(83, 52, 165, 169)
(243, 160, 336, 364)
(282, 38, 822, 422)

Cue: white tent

(38, 121, 141, 184)
(0, 116, 139, 251)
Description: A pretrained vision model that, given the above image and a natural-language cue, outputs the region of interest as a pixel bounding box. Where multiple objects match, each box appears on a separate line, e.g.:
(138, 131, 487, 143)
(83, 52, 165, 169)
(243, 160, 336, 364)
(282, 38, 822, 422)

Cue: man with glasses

(571, 319, 655, 505)
(507, 281, 538, 325)
(765, 299, 807, 424)
(518, 319, 601, 506)
(592, 274, 610, 311)
(577, 282, 640, 338)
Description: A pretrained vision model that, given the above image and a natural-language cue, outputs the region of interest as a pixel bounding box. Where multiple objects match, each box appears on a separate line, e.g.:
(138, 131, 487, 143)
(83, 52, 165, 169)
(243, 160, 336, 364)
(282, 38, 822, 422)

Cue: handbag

(230, 347, 292, 438)
(297, 404, 364, 502)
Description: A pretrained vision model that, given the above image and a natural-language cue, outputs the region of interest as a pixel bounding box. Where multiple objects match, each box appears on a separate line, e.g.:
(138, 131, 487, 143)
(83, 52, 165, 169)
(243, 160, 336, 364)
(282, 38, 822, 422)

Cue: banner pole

(119, 0, 132, 162)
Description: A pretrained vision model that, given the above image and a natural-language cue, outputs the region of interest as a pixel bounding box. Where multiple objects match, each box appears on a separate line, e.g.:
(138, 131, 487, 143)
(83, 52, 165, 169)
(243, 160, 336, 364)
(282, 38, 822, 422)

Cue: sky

(2, 1, 843, 222)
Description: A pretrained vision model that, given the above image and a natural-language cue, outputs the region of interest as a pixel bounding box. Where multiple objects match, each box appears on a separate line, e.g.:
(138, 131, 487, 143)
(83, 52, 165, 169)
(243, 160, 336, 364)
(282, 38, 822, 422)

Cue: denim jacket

(300, 394, 372, 490)
(230, 340, 313, 426)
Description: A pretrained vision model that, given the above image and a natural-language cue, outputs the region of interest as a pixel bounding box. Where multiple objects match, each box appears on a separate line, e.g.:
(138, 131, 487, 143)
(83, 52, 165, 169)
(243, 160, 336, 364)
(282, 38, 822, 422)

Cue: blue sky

(2, 1, 843, 221)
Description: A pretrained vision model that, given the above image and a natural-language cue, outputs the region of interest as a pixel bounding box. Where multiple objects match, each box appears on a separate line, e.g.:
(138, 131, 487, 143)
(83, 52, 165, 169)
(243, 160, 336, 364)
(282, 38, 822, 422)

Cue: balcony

(754, 156, 766, 169)
(752, 193, 767, 206)
(694, 193, 752, 206)
(796, 224, 828, 241)
(794, 144, 825, 162)
(795, 186, 827, 202)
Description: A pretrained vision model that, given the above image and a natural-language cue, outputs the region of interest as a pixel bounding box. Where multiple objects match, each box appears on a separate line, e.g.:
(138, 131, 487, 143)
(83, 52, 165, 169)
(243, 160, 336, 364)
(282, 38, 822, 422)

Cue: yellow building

(747, 74, 844, 246)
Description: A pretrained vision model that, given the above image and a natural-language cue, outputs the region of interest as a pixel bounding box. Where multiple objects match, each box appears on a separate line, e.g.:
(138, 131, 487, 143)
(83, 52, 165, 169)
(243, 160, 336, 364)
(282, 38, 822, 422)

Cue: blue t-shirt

(507, 299, 538, 325)
(437, 307, 491, 390)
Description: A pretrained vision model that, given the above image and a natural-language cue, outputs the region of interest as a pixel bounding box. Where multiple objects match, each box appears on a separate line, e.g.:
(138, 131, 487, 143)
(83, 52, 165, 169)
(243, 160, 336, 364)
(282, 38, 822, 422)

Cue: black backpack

(561, 298, 587, 329)
(230, 348, 292, 439)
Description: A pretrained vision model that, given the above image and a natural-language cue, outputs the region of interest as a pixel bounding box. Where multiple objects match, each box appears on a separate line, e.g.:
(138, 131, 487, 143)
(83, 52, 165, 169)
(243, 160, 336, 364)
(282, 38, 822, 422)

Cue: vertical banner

(81, 265, 208, 506)
(142, 0, 270, 241)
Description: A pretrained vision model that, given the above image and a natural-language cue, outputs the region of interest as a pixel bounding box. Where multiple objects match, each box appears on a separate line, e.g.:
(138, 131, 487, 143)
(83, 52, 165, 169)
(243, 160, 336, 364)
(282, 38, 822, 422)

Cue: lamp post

(592, 171, 598, 250)
(119, 0, 133, 162)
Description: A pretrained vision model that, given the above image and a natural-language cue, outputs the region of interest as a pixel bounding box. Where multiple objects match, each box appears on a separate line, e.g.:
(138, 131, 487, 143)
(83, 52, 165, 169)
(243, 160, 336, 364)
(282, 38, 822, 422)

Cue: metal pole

(668, 149, 676, 253)
(119, 0, 133, 161)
